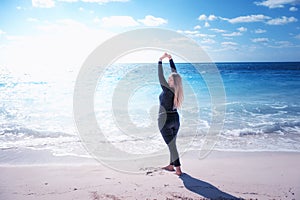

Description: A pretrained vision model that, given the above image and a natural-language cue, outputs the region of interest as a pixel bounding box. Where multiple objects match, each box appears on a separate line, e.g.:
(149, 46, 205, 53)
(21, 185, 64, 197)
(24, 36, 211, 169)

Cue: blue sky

(0, 0, 300, 75)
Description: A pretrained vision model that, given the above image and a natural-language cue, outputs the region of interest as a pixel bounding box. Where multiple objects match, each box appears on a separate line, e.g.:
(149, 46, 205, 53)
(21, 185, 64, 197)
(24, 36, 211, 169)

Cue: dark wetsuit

(158, 59, 180, 167)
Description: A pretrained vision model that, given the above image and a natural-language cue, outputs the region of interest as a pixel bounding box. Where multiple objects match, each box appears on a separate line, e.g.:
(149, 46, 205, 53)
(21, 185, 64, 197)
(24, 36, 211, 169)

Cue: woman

(158, 53, 184, 176)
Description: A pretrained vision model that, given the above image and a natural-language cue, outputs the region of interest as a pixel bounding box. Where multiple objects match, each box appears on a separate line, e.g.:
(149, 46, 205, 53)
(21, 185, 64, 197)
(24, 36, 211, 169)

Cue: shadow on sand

(179, 173, 243, 200)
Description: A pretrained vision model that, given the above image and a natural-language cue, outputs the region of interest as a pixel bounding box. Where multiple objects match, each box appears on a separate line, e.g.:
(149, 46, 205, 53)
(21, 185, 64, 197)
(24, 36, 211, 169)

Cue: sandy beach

(0, 150, 299, 200)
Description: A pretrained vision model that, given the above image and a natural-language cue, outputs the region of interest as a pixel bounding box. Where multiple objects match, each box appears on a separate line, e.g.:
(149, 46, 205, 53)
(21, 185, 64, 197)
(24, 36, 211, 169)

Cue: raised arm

(158, 53, 177, 89)
(169, 58, 177, 73)
(158, 60, 168, 89)
(166, 54, 177, 73)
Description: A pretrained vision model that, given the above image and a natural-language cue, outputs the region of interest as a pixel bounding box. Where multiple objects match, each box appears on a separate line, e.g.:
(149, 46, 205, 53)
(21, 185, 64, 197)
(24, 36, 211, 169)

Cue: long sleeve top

(158, 59, 177, 114)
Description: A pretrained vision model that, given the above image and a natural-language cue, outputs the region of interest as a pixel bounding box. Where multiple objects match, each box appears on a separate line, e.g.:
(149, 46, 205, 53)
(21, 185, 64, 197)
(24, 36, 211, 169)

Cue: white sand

(0, 150, 299, 200)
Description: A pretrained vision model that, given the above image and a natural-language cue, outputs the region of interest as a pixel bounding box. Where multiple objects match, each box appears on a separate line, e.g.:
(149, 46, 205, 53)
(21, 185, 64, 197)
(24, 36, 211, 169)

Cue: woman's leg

(159, 115, 175, 171)
(160, 127, 182, 174)
(170, 116, 182, 176)
(165, 130, 182, 175)
(169, 136, 180, 167)
(160, 126, 176, 171)
(159, 113, 182, 175)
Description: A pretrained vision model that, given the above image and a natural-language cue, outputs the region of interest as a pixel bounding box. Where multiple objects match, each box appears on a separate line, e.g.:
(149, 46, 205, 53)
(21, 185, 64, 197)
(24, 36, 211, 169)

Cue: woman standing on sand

(158, 53, 184, 176)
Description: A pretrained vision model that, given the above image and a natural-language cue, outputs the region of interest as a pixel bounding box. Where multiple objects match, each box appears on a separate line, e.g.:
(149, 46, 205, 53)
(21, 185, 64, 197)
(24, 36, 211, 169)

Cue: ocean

(1, 62, 300, 165)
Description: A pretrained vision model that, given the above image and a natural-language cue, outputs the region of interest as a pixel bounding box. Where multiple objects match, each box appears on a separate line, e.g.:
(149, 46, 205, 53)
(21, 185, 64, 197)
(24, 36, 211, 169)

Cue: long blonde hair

(170, 72, 184, 109)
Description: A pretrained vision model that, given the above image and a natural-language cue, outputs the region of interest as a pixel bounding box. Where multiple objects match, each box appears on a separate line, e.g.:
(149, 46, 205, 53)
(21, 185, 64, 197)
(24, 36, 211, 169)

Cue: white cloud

(221, 42, 238, 46)
(102, 16, 139, 27)
(255, 29, 267, 33)
(177, 30, 215, 38)
(198, 14, 217, 21)
(195, 33, 216, 38)
(194, 25, 201, 30)
(210, 28, 226, 33)
(198, 14, 207, 21)
(254, 0, 299, 8)
(222, 32, 242, 37)
(138, 15, 167, 26)
(237, 27, 247, 32)
(252, 37, 269, 42)
(222, 14, 271, 23)
(183, 30, 199, 35)
(289, 6, 298, 11)
(176, 30, 199, 37)
(218, 42, 239, 51)
(201, 38, 216, 44)
(204, 22, 210, 27)
(208, 15, 217, 21)
(295, 34, 300, 39)
(32, 0, 55, 8)
(266, 16, 298, 25)
(197, 14, 217, 29)
(221, 14, 298, 26)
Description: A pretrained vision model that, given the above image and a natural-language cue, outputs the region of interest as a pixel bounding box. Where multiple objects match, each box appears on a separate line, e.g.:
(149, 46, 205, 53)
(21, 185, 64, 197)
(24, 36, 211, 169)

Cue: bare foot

(175, 166, 182, 176)
(175, 171, 182, 176)
(162, 165, 175, 172)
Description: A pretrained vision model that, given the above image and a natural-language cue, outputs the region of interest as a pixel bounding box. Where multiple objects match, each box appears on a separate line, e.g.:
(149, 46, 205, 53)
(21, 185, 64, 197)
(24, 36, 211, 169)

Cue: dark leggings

(158, 112, 181, 167)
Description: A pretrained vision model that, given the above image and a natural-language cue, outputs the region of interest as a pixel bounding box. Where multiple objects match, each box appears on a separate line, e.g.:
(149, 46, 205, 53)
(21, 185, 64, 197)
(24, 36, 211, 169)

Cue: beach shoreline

(1, 150, 299, 200)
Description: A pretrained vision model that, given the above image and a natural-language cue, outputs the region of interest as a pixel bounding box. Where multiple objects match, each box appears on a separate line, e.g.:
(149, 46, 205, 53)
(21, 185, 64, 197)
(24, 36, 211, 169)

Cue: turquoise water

(1, 62, 300, 164)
